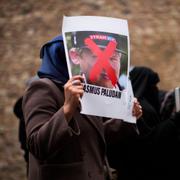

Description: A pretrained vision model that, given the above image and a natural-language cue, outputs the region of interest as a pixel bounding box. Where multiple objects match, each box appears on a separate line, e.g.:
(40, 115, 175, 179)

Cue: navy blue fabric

(38, 35, 69, 85)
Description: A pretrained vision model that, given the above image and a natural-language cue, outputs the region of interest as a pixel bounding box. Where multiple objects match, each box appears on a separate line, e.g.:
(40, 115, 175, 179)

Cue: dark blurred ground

(0, 0, 179, 179)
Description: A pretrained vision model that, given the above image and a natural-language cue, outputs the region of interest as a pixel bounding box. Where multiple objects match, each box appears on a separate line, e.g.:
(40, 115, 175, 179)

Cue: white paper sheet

(62, 15, 135, 123)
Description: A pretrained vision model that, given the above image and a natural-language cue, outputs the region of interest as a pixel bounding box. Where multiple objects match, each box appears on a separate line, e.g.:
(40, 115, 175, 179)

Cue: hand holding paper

(63, 75, 84, 121)
(132, 98, 143, 119)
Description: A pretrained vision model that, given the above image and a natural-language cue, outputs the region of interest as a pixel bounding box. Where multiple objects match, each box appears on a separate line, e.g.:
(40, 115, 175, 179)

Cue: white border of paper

(62, 16, 135, 123)
(175, 87, 180, 112)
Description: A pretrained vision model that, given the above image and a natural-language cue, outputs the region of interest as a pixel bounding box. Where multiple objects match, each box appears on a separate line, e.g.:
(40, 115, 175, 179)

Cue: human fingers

(134, 107, 143, 119)
(71, 79, 83, 86)
(132, 101, 143, 119)
(64, 75, 83, 89)
(70, 76, 84, 96)
(133, 97, 141, 106)
(65, 79, 84, 99)
(65, 75, 84, 89)
(71, 75, 84, 83)
(74, 88, 84, 98)
(70, 79, 84, 94)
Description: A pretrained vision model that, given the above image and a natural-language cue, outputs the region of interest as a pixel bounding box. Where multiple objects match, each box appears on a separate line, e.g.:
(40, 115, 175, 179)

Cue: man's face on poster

(69, 46, 122, 88)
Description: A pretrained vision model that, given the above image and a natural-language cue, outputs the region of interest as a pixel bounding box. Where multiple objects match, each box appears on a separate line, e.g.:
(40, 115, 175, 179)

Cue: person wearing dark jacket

(107, 66, 180, 180)
(22, 35, 142, 180)
(13, 76, 39, 175)
(14, 97, 29, 164)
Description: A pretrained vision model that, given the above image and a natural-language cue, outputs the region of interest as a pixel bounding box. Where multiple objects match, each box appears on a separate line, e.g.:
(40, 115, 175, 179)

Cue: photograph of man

(66, 31, 128, 90)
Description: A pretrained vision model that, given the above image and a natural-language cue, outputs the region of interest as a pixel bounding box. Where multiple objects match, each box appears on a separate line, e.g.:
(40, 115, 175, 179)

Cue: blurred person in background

(107, 66, 180, 180)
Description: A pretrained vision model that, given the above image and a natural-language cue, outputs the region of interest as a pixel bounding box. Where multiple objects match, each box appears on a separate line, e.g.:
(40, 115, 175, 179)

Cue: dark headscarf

(130, 66, 160, 114)
(38, 35, 69, 85)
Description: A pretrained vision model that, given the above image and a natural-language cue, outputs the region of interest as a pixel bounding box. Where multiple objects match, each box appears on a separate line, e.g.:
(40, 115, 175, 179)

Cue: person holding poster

(22, 35, 142, 180)
(68, 31, 127, 90)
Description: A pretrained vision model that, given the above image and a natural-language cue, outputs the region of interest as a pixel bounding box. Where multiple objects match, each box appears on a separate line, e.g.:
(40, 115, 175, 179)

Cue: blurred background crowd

(0, 0, 179, 179)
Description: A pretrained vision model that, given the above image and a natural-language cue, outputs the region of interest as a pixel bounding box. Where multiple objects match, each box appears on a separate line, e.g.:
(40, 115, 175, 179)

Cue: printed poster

(62, 16, 135, 123)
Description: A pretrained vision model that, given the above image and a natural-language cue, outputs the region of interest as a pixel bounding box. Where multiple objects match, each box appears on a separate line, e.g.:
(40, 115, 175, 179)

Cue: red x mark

(84, 38, 118, 86)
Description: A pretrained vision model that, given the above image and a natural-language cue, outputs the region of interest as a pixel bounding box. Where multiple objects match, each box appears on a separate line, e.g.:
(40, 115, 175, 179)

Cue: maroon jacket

(22, 78, 137, 180)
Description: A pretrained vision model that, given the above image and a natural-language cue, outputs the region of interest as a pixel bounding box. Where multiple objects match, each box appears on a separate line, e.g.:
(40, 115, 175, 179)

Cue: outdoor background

(0, 0, 179, 179)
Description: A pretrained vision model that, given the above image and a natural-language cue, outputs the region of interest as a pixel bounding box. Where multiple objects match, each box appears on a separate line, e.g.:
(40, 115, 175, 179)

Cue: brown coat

(22, 78, 136, 180)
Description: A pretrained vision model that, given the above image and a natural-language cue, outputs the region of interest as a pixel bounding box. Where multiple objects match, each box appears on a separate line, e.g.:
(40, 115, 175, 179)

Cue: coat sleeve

(22, 80, 80, 160)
